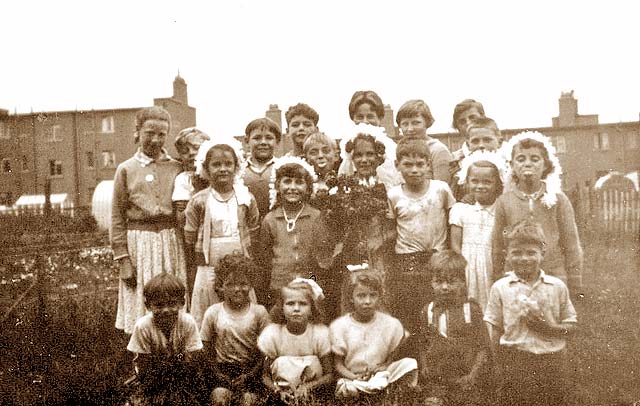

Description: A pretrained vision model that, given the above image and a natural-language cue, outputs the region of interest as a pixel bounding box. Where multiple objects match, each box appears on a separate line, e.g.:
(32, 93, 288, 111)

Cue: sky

(1, 1, 639, 139)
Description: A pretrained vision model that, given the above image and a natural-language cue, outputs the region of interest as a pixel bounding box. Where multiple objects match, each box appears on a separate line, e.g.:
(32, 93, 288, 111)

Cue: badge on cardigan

(145, 174, 155, 182)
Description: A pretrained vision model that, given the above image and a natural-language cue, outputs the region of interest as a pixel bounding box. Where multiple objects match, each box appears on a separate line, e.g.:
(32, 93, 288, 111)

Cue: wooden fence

(573, 184, 640, 237)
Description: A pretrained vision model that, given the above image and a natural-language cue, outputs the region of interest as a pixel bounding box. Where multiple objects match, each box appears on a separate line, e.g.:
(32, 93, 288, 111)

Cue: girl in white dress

(449, 151, 507, 311)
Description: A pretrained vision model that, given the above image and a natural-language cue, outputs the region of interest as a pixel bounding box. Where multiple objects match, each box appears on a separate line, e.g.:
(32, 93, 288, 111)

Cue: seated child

(418, 250, 491, 406)
(484, 219, 578, 406)
(258, 278, 333, 404)
(330, 272, 418, 400)
(388, 137, 455, 333)
(396, 99, 454, 183)
(243, 117, 282, 220)
(303, 130, 337, 192)
(284, 103, 319, 157)
(201, 254, 270, 406)
(127, 273, 203, 405)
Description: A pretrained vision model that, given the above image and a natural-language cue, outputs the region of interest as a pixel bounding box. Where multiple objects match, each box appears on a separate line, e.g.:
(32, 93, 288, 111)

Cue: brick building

(0, 76, 196, 207)
(431, 91, 640, 190)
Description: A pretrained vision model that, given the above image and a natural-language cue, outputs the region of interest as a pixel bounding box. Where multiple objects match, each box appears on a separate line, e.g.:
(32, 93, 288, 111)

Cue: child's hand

(293, 383, 311, 400)
(119, 258, 136, 288)
(525, 311, 555, 335)
(460, 193, 476, 205)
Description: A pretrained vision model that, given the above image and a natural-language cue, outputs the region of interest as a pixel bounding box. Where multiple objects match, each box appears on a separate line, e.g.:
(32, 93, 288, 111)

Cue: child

(243, 117, 282, 220)
(330, 272, 418, 399)
(200, 254, 270, 406)
(396, 99, 454, 183)
(387, 137, 455, 333)
(184, 140, 260, 326)
(303, 131, 337, 192)
(450, 117, 503, 200)
(348, 90, 385, 127)
(258, 279, 333, 404)
(172, 127, 211, 302)
(258, 157, 321, 305)
(172, 127, 211, 214)
(492, 131, 583, 294)
(450, 151, 506, 311)
(418, 251, 491, 406)
(284, 103, 319, 157)
(112, 106, 187, 334)
(449, 100, 486, 194)
(484, 219, 578, 405)
(127, 273, 203, 405)
(334, 124, 398, 308)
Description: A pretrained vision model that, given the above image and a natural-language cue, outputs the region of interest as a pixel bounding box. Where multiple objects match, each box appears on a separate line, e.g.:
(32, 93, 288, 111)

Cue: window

(626, 133, 639, 149)
(49, 124, 63, 142)
(101, 151, 116, 168)
(552, 135, 567, 154)
(101, 116, 115, 133)
(1, 158, 11, 174)
(0, 192, 13, 206)
(593, 133, 609, 151)
(86, 151, 95, 169)
(0, 123, 9, 139)
(49, 160, 62, 177)
(21, 155, 28, 172)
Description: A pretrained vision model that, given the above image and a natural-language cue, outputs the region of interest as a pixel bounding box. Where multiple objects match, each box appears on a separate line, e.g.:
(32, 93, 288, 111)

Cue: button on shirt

(483, 271, 577, 354)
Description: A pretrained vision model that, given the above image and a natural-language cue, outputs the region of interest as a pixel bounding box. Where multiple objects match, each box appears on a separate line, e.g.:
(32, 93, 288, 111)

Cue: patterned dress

(449, 202, 495, 311)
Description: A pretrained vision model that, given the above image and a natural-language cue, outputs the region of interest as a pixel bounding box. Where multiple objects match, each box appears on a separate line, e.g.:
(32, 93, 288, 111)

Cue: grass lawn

(1, 232, 639, 405)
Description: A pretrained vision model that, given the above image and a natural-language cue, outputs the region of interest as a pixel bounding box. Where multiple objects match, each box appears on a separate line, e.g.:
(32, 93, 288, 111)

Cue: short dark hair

(348, 90, 384, 121)
(396, 137, 430, 161)
(285, 103, 319, 126)
(396, 99, 435, 129)
(343, 272, 383, 313)
(452, 99, 485, 131)
(511, 138, 553, 180)
(429, 250, 467, 282)
(202, 144, 239, 181)
(504, 219, 546, 248)
(135, 106, 171, 132)
(244, 117, 282, 143)
(143, 273, 185, 307)
(273, 163, 314, 207)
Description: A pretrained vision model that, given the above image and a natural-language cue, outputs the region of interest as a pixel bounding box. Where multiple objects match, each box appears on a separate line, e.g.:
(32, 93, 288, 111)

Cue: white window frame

(1, 158, 12, 174)
(101, 151, 116, 168)
(626, 133, 639, 149)
(49, 159, 63, 177)
(101, 116, 115, 133)
(0, 122, 9, 139)
(50, 124, 63, 142)
(554, 135, 567, 154)
(600, 132, 610, 150)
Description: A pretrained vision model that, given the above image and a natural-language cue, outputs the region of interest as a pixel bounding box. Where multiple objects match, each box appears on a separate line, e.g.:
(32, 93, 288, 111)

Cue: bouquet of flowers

(312, 173, 388, 231)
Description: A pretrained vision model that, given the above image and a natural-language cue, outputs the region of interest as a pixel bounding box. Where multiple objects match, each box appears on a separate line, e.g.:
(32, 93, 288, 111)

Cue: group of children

(113, 92, 582, 405)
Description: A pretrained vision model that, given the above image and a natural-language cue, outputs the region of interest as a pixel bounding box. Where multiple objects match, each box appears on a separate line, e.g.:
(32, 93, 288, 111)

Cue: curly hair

(269, 281, 326, 325)
(244, 117, 282, 144)
(348, 90, 384, 121)
(345, 134, 386, 168)
(511, 138, 553, 180)
(285, 103, 319, 126)
(273, 163, 313, 207)
(396, 99, 435, 129)
(214, 253, 257, 291)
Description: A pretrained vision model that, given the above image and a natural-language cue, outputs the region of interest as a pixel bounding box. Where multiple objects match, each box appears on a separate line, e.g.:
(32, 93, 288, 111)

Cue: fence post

(36, 179, 52, 379)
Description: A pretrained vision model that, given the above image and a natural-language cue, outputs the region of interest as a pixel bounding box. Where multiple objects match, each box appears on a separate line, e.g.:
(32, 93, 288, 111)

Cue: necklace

(283, 204, 305, 233)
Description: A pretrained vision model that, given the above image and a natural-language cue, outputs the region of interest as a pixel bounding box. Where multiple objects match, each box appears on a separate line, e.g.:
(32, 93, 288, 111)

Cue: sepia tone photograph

(1, 1, 639, 405)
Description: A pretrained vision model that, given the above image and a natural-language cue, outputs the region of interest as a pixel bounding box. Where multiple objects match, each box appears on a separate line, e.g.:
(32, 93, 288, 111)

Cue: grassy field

(1, 232, 639, 405)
